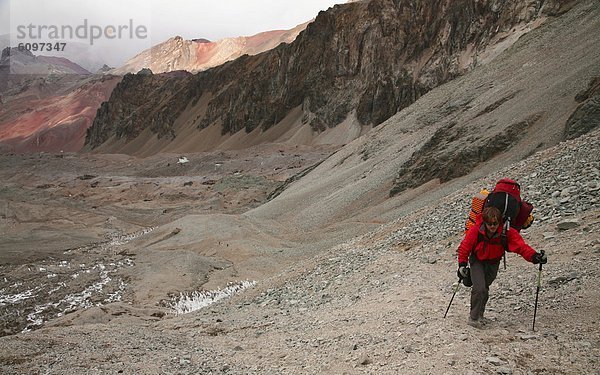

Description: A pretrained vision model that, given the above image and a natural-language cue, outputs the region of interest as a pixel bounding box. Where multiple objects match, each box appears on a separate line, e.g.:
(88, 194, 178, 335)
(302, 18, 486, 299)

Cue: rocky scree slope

(388, 3, 600, 196)
(84, 0, 565, 151)
(0, 122, 597, 375)
(247, 0, 599, 233)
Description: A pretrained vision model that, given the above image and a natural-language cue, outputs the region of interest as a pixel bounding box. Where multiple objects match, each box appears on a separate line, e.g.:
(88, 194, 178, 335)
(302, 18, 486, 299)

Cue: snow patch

(169, 280, 256, 315)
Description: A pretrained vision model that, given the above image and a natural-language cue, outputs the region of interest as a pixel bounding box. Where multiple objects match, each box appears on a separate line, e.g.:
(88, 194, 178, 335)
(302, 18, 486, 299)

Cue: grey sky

(1, 0, 344, 56)
(0, 0, 345, 68)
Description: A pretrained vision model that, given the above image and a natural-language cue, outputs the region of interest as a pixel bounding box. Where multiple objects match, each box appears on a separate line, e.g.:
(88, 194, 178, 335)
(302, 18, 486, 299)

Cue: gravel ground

(0, 130, 597, 375)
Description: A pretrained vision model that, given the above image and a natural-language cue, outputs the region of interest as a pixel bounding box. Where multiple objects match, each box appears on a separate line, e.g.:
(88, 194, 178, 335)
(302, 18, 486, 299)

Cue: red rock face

(0, 20, 301, 154)
(0, 75, 121, 153)
(0, 19, 311, 154)
(0, 47, 114, 153)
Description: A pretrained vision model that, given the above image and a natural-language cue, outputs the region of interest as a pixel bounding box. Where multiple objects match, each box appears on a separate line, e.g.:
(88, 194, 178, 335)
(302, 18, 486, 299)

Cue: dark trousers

(469, 256, 500, 320)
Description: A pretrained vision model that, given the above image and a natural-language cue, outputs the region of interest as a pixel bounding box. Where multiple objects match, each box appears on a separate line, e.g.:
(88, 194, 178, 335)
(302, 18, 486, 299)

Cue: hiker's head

(482, 206, 502, 230)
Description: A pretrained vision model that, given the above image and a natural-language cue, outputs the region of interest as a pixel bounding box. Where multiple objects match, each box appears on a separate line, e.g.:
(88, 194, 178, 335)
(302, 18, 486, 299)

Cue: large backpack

(485, 178, 534, 232)
(464, 178, 534, 268)
(465, 178, 534, 233)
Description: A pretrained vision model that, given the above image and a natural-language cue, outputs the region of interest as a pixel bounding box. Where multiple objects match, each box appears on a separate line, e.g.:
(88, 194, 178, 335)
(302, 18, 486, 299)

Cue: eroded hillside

(85, 0, 568, 155)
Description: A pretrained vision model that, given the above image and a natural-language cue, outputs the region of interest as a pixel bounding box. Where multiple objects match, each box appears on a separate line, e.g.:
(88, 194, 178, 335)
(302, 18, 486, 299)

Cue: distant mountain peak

(110, 23, 308, 75)
(1, 47, 90, 76)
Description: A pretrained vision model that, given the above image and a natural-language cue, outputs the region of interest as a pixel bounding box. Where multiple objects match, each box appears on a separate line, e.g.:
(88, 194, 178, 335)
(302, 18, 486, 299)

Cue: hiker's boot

(467, 317, 483, 329)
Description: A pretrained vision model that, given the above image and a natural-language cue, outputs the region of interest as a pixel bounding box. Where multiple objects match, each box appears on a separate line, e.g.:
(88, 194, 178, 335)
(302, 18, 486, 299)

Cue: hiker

(457, 206, 547, 328)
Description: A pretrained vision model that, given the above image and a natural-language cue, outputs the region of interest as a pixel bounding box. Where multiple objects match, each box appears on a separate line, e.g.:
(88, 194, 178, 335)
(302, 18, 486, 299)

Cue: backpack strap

(476, 224, 510, 269)
(501, 220, 510, 253)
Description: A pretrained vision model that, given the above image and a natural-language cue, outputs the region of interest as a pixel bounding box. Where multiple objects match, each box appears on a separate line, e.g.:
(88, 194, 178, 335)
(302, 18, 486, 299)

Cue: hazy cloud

(2, 0, 343, 67)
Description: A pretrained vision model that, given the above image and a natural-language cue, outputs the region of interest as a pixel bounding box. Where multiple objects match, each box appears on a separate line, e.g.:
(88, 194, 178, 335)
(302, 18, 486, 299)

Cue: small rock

(486, 356, 505, 365)
(548, 276, 568, 285)
(574, 341, 592, 348)
(358, 353, 372, 365)
(497, 367, 513, 374)
(556, 219, 580, 230)
(179, 357, 191, 365)
(519, 334, 538, 340)
(548, 272, 580, 285)
(560, 188, 572, 197)
(78, 174, 97, 180)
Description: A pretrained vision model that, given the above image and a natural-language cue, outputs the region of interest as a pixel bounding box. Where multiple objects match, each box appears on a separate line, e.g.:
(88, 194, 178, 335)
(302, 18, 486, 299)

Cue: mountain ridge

(85, 0, 568, 156)
(110, 22, 309, 75)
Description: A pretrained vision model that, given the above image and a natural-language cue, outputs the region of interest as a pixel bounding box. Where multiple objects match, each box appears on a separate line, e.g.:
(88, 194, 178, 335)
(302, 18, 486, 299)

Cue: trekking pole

(444, 279, 461, 318)
(532, 250, 545, 331)
(501, 221, 510, 270)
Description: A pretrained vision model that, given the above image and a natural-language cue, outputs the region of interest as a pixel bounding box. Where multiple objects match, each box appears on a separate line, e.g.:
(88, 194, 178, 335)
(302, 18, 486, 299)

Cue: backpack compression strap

(475, 223, 510, 269)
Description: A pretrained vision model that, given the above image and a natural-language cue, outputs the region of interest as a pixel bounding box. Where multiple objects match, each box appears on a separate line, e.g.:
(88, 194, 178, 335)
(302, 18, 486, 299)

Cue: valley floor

(0, 131, 597, 374)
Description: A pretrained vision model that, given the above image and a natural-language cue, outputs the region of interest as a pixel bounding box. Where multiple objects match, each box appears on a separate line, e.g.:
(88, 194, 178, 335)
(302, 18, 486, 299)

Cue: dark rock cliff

(86, 71, 193, 147)
(86, 0, 564, 149)
(564, 76, 600, 140)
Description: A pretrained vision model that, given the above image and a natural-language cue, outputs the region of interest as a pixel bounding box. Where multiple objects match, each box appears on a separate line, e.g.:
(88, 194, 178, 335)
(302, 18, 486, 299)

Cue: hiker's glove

(457, 263, 469, 279)
(532, 252, 547, 265)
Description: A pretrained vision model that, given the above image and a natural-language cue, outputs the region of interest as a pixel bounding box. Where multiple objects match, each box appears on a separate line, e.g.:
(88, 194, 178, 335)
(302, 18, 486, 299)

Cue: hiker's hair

(482, 206, 502, 223)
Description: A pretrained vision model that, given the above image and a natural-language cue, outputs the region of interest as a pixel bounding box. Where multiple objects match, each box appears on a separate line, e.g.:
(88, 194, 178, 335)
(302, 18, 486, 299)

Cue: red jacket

(458, 216, 537, 264)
